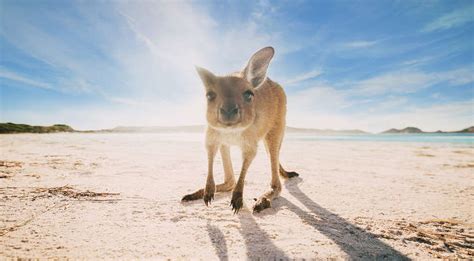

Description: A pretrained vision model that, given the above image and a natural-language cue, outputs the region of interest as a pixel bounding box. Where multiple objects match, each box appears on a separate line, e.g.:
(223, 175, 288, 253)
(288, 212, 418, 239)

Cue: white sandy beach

(0, 133, 473, 259)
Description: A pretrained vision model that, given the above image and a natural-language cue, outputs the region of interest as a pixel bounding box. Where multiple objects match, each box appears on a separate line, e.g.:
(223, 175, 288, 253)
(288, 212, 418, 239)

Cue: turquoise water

(286, 133, 474, 144)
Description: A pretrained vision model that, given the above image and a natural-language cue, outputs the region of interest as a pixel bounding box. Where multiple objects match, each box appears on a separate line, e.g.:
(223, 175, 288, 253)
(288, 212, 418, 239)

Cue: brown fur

(181, 47, 299, 213)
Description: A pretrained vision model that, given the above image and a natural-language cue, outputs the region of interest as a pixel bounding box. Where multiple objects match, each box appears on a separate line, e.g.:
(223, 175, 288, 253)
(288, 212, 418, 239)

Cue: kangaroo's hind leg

(216, 145, 236, 192)
(253, 126, 284, 213)
(181, 145, 235, 202)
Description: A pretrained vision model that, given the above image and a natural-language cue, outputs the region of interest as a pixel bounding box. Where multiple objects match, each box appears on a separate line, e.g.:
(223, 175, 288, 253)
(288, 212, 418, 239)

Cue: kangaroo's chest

(219, 132, 245, 146)
(217, 129, 261, 147)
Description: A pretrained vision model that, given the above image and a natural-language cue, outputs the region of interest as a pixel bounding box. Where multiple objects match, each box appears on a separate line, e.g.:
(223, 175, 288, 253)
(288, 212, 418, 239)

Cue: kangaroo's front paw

(253, 197, 271, 213)
(203, 182, 215, 206)
(230, 191, 243, 214)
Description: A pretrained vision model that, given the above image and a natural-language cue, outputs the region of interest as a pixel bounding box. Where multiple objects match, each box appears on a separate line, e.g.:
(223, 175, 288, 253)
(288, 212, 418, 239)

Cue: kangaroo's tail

(279, 164, 299, 178)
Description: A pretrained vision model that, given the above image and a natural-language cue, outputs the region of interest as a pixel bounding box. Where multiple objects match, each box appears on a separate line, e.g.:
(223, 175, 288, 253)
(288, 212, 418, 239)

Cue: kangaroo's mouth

(218, 120, 241, 128)
(218, 114, 242, 127)
(207, 117, 246, 131)
(210, 122, 248, 133)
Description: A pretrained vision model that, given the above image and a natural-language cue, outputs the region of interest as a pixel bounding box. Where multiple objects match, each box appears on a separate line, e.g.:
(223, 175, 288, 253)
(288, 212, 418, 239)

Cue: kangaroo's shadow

(272, 177, 409, 260)
(207, 222, 229, 261)
(238, 210, 288, 260)
(206, 209, 288, 260)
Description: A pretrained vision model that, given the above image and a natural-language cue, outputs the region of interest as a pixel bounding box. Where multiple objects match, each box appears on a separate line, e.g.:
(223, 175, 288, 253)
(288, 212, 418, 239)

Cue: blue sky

(0, 0, 473, 132)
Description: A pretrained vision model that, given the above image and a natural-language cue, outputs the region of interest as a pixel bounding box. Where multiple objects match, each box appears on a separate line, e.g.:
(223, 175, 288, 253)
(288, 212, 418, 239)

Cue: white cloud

(0, 68, 97, 94)
(287, 99, 473, 133)
(288, 84, 350, 111)
(368, 100, 474, 132)
(0, 5, 123, 96)
(423, 5, 474, 32)
(401, 56, 436, 66)
(111, 1, 295, 100)
(106, 97, 148, 107)
(0, 69, 52, 90)
(343, 40, 378, 48)
(285, 66, 473, 132)
(353, 67, 474, 96)
(367, 95, 408, 112)
(355, 71, 435, 95)
(435, 67, 474, 86)
(1, 96, 207, 131)
(283, 69, 323, 85)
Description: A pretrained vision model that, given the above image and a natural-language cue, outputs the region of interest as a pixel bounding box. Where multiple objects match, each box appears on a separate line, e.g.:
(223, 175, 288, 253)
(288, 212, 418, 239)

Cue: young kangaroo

(181, 47, 299, 213)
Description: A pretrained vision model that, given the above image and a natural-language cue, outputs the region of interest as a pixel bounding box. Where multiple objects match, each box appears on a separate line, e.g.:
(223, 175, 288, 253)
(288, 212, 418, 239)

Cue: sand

(0, 133, 473, 259)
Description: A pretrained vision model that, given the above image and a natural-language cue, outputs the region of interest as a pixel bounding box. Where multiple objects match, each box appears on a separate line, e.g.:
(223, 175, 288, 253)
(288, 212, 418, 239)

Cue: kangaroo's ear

(196, 66, 216, 89)
(243, 46, 275, 88)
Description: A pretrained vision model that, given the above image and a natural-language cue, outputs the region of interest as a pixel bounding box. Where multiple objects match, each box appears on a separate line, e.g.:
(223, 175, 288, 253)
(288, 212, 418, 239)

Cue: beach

(1, 133, 473, 259)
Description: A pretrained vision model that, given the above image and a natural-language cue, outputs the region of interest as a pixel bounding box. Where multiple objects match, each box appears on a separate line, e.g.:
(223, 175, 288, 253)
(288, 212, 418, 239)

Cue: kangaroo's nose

(220, 105, 240, 118)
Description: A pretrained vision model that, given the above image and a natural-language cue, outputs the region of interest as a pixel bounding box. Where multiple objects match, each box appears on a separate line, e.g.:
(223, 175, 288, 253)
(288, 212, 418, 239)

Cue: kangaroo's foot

(253, 186, 281, 213)
(182, 181, 234, 203)
(253, 197, 271, 213)
(230, 191, 243, 214)
(181, 188, 204, 202)
(204, 180, 215, 206)
(279, 166, 300, 179)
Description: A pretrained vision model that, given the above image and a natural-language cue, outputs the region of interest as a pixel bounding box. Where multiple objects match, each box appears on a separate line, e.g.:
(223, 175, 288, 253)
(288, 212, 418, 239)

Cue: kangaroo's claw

(230, 191, 243, 214)
(203, 184, 215, 206)
(203, 193, 214, 206)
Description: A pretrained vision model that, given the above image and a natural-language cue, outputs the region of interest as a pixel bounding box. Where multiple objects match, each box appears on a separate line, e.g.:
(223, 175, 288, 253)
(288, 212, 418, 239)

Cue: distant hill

(456, 126, 474, 133)
(0, 123, 74, 134)
(381, 126, 474, 134)
(381, 127, 423, 134)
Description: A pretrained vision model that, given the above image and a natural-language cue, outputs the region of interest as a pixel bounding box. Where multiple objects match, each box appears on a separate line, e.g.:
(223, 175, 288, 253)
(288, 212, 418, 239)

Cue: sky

(0, 0, 473, 132)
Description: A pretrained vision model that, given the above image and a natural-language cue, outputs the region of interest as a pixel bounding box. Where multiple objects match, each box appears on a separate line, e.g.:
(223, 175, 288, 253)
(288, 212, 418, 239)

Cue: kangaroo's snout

(219, 104, 240, 124)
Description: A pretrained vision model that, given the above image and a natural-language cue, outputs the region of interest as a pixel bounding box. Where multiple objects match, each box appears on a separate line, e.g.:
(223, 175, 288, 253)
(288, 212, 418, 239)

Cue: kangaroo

(181, 46, 299, 213)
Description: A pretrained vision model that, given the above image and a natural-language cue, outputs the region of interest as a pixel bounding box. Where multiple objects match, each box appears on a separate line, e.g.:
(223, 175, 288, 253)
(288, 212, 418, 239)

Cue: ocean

(91, 132, 474, 145)
(285, 133, 474, 144)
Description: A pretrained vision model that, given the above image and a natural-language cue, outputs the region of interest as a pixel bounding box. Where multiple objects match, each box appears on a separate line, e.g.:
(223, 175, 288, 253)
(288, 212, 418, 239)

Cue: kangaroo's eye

(206, 91, 216, 101)
(243, 90, 254, 102)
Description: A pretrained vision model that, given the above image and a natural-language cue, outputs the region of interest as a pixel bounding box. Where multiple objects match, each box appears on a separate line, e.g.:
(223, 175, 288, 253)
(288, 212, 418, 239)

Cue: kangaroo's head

(196, 47, 274, 131)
